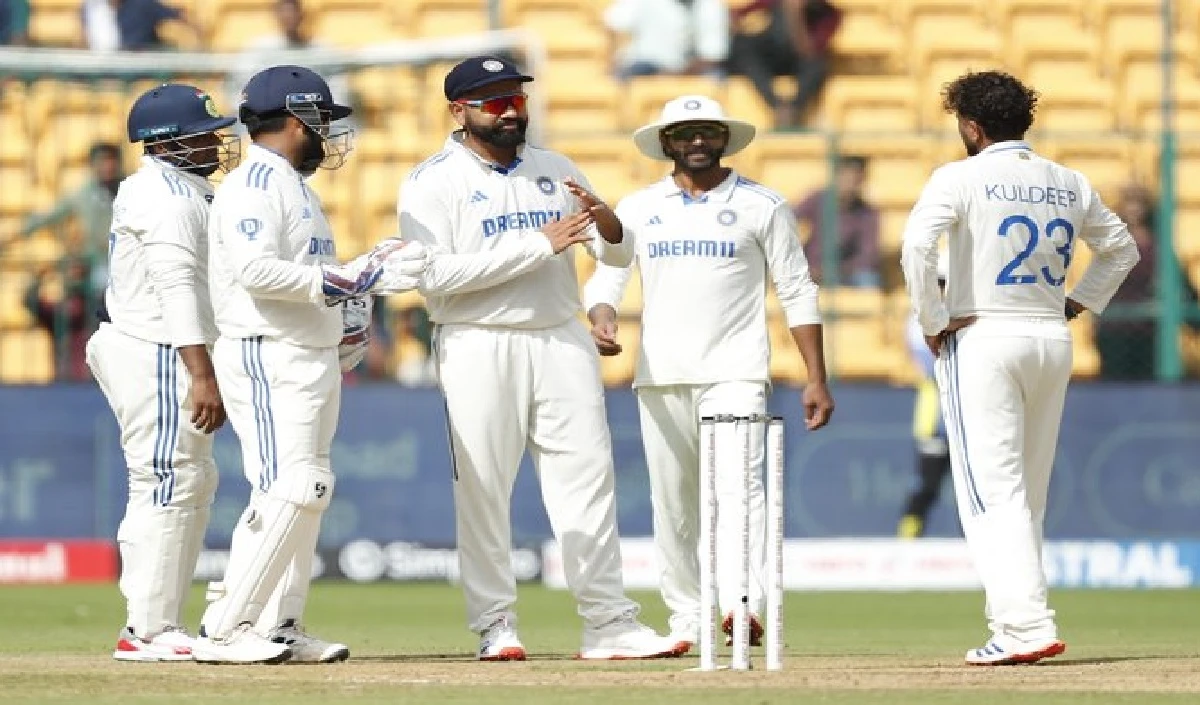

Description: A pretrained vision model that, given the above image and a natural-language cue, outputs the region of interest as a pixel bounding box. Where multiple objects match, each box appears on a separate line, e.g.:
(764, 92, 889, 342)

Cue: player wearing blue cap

(87, 83, 239, 662)
(193, 65, 405, 665)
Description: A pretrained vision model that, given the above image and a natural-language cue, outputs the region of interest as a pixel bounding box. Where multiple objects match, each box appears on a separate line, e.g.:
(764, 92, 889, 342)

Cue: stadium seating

(8, 0, 1199, 382)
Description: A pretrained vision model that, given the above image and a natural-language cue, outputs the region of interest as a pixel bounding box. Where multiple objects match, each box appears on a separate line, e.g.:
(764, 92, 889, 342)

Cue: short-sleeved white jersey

(398, 133, 632, 330)
(208, 144, 341, 347)
(584, 171, 821, 388)
(901, 140, 1140, 337)
(106, 156, 216, 346)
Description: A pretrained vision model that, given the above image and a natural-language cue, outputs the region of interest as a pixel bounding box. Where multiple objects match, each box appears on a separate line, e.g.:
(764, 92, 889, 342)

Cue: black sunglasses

(663, 124, 729, 142)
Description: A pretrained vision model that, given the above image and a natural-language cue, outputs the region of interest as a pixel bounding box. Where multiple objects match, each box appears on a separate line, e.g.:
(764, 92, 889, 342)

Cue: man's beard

(669, 144, 723, 174)
(298, 129, 326, 175)
(466, 117, 528, 148)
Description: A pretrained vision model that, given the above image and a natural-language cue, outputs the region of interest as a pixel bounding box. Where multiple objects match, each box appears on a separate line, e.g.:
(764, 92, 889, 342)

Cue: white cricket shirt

(398, 132, 633, 329)
(105, 156, 216, 347)
(584, 171, 822, 388)
(208, 144, 341, 348)
(901, 140, 1140, 337)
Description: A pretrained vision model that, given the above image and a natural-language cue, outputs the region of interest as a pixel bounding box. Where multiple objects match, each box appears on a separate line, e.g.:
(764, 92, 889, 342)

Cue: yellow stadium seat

(0, 270, 33, 327)
(753, 134, 830, 203)
(984, 0, 1087, 27)
(879, 208, 911, 253)
(820, 77, 920, 133)
(1069, 317, 1101, 379)
(829, 6, 904, 72)
(0, 168, 35, 217)
(1086, 0, 1168, 28)
(206, 1, 278, 51)
(1174, 207, 1200, 264)
(1030, 85, 1118, 134)
(839, 136, 934, 210)
(552, 136, 639, 205)
(724, 77, 773, 136)
(892, 0, 987, 27)
(1102, 14, 1195, 88)
(312, 4, 401, 45)
(767, 316, 806, 384)
(542, 79, 621, 139)
(598, 320, 639, 386)
(399, 0, 490, 37)
(1041, 137, 1140, 196)
(0, 328, 55, 384)
(1176, 142, 1200, 206)
(28, 0, 80, 47)
(908, 17, 1003, 79)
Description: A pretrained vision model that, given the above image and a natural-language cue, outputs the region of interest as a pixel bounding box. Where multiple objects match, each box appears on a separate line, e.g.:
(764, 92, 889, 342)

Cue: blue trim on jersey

(160, 172, 179, 197)
(947, 335, 985, 515)
(491, 156, 523, 175)
(410, 151, 450, 180)
(988, 142, 1032, 154)
(242, 337, 278, 490)
(735, 176, 784, 205)
(246, 162, 274, 191)
(152, 345, 179, 507)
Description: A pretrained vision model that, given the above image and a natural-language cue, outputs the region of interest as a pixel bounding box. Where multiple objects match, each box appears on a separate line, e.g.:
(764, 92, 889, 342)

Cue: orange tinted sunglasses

(454, 92, 528, 116)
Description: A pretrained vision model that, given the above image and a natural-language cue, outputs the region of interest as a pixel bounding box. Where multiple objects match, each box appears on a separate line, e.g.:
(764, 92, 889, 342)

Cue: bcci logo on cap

(482, 59, 505, 72)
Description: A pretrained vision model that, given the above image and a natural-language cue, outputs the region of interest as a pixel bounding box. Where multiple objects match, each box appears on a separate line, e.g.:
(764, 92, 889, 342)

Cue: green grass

(0, 584, 1197, 704)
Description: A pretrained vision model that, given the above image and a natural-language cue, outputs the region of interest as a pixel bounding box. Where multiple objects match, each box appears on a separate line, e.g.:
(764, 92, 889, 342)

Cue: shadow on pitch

(353, 652, 583, 663)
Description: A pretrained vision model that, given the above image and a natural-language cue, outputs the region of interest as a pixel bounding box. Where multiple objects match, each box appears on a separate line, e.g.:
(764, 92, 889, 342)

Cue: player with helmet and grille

(193, 65, 410, 665)
(86, 83, 239, 662)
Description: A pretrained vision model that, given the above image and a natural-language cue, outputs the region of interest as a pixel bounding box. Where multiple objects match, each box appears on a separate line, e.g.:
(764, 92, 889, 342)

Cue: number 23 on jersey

(996, 215, 1075, 287)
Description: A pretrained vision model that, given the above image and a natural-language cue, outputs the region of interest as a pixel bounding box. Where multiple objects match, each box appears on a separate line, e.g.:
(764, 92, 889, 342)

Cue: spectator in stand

(394, 304, 436, 387)
(24, 256, 96, 381)
(81, 0, 201, 52)
(1093, 183, 1159, 380)
(727, 0, 842, 130)
(0, 0, 29, 45)
(793, 154, 880, 288)
(7, 142, 124, 297)
(604, 0, 730, 81)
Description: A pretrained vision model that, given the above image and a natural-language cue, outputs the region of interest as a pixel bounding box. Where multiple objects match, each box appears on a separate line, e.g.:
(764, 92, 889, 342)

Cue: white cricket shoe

(112, 626, 194, 662)
(267, 619, 350, 663)
(192, 622, 293, 665)
(477, 616, 526, 661)
(578, 615, 690, 660)
(965, 636, 1066, 666)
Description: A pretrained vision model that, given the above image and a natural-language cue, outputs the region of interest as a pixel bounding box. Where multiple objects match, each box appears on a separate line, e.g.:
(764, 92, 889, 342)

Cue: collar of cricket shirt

(246, 143, 301, 177)
(658, 169, 740, 205)
(141, 155, 215, 193)
(446, 130, 526, 175)
(979, 140, 1033, 156)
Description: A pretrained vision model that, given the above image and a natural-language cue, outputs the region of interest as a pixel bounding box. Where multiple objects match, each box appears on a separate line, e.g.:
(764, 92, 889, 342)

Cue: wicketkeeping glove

(338, 295, 371, 372)
(321, 239, 425, 306)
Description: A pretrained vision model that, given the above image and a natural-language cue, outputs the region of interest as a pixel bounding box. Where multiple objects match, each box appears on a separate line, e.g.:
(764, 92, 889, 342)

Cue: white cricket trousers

(201, 336, 340, 638)
(936, 320, 1071, 645)
(435, 320, 638, 634)
(636, 381, 768, 637)
(85, 323, 218, 640)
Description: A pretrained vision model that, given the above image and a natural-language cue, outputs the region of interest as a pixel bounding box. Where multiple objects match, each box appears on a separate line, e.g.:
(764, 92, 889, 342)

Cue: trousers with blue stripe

(85, 324, 219, 639)
(934, 321, 1071, 645)
(200, 336, 340, 640)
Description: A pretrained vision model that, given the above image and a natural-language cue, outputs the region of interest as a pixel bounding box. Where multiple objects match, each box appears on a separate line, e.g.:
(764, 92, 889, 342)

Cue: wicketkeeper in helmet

(87, 83, 239, 662)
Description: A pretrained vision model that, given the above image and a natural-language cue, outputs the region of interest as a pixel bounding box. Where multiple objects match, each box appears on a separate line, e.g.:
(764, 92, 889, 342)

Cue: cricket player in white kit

(87, 84, 239, 662)
(901, 71, 1139, 665)
(584, 96, 834, 648)
(397, 55, 685, 661)
(194, 65, 404, 664)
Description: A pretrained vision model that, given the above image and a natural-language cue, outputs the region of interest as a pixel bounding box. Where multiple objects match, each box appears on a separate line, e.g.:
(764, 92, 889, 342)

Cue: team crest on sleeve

(536, 176, 555, 195)
(717, 209, 737, 226)
(237, 218, 262, 240)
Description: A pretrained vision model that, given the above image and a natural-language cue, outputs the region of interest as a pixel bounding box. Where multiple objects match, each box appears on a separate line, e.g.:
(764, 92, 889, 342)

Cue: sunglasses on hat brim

(453, 92, 528, 116)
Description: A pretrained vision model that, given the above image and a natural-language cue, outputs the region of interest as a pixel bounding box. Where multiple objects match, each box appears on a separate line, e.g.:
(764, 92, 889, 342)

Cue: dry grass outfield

(1, 584, 1197, 704)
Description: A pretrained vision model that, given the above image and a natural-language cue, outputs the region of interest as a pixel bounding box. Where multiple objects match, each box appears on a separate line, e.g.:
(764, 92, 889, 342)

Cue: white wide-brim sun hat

(633, 95, 757, 162)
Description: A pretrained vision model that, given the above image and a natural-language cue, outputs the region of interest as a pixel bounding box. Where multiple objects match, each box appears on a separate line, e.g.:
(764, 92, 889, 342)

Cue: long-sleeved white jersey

(208, 144, 341, 348)
(397, 133, 633, 330)
(584, 171, 821, 388)
(105, 156, 216, 347)
(901, 140, 1140, 337)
